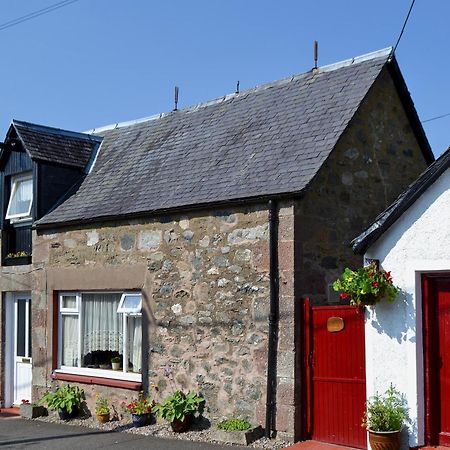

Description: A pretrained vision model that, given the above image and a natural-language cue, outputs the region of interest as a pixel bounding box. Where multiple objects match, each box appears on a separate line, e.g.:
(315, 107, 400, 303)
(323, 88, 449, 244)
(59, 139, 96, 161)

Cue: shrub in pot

(95, 395, 110, 423)
(154, 390, 204, 432)
(363, 384, 408, 450)
(41, 384, 84, 420)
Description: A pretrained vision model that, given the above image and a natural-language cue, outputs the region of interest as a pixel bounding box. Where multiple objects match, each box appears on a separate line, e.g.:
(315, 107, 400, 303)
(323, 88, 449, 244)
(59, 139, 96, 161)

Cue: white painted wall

(364, 167, 450, 448)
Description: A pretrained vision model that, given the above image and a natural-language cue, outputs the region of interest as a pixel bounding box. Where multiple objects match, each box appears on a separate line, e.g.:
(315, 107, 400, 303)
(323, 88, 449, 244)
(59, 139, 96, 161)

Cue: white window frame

(56, 291, 142, 382)
(117, 292, 142, 314)
(5, 173, 33, 221)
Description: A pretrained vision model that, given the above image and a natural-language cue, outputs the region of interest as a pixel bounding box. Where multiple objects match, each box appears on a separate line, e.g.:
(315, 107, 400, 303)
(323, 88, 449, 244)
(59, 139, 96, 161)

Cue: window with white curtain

(5, 173, 33, 221)
(58, 292, 142, 380)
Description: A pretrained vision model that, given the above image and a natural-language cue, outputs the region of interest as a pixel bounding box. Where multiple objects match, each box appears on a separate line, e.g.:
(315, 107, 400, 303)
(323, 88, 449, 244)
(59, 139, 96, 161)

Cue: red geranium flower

(340, 292, 349, 300)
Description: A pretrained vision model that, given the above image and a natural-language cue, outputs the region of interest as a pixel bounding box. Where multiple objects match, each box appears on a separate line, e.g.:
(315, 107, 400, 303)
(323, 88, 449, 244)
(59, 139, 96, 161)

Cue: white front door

(12, 294, 32, 405)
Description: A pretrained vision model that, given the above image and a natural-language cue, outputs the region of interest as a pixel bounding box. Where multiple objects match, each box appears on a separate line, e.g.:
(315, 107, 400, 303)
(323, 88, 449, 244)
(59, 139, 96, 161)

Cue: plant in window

(111, 356, 121, 371)
(40, 384, 84, 420)
(95, 394, 110, 423)
(126, 392, 154, 427)
(154, 390, 204, 432)
(332, 263, 399, 307)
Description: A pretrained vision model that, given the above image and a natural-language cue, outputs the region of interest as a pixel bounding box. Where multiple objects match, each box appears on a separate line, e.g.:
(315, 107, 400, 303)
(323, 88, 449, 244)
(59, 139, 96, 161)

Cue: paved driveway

(0, 418, 247, 449)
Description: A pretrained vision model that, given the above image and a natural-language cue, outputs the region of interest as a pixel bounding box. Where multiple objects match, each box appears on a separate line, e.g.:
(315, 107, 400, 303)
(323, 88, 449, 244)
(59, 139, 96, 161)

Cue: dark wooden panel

(305, 302, 367, 449)
(3, 149, 32, 176)
(37, 162, 83, 219)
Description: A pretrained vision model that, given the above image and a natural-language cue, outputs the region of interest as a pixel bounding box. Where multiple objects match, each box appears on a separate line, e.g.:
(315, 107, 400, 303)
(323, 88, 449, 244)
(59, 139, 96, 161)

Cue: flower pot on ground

(363, 384, 408, 450)
(131, 412, 153, 427)
(111, 356, 121, 371)
(333, 263, 399, 307)
(213, 418, 264, 445)
(19, 401, 47, 419)
(40, 384, 84, 421)
(154, 390, 204, 433)
(126, 392, 154, 428)
(95, 395, 110, 424)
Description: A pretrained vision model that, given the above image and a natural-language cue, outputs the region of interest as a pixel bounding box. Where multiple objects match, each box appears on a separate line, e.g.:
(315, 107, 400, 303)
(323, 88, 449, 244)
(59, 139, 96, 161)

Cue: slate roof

(11, 120, 102, 170)
(37, 48, 419, 227)
(352, 146, 450, 254)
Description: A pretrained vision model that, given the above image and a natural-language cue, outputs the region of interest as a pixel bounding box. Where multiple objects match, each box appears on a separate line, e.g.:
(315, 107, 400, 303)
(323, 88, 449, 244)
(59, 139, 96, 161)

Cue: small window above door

(5, 173, 33, 222)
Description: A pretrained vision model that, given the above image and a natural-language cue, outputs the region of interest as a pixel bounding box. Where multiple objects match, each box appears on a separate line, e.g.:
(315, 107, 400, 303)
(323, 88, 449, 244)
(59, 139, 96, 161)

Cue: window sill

(52, 371, 142, 391)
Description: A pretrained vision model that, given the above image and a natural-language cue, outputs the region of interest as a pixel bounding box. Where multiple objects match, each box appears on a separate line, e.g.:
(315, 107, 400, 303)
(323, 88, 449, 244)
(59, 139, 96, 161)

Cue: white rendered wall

(364, 167, 450, 448)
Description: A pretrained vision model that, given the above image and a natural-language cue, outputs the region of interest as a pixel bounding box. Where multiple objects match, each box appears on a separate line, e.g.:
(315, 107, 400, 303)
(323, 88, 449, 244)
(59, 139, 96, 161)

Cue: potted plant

(126, 392, 154, 427)
(41, 384, 84, 420)
(214, 418, 264, 445)
(154, 390, 204, 432)
(333, 263, 399, 307)
(95, 395, 110, 423)
(111, 356, 121, 371)
(363, 384, 408, 450)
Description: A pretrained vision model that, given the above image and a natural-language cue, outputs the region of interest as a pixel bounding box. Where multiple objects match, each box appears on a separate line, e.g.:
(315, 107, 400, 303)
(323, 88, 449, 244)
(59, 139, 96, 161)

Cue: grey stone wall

(296, 66, 429, 305)
(33, 203, 297, 438)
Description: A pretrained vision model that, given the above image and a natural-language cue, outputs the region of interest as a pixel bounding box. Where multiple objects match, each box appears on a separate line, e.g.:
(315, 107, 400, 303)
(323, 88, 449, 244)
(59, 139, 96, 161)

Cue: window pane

(61, 315, 78, 366)
(122, 295, 141, 310)
(8, 177, 32, 217)
(127, 315, 142, 373)
(81, 293, 122, 370)
(118, 294, 142, 313)
(16, 301, 26, 357)
(62, 295, 77, 310)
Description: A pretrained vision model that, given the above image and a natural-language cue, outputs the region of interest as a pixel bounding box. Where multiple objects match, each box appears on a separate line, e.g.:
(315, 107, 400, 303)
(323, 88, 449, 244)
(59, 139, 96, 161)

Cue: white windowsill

(55, 367, 142, 382)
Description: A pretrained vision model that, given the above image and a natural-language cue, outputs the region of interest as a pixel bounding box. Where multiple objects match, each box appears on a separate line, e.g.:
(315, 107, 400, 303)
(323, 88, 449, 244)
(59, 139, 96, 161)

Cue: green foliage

(217, 418, 252, 431)
(41, 384, 84, 414)
(95, 395, 110, 415)
(154, 390, 204, 423)
(333, 263, 399, 306)
(363, 384, 408, 432)
(111, 356, 121, 363)
(126, 391, 153, 415)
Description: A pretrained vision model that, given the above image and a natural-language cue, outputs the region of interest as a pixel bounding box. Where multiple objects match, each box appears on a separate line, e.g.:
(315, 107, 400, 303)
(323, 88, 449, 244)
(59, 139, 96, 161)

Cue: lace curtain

(61, 315, 78, 367)
(128, 316, 142, 373)
(82, 293, 123, 355)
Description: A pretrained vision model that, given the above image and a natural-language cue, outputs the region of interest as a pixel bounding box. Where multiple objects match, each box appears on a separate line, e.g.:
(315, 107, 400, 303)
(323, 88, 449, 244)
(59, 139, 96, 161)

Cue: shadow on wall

(369, 289, 415, 345)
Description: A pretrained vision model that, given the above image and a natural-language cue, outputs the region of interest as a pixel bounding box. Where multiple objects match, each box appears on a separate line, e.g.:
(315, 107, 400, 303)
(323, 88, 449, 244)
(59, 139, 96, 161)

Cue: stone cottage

(0, 47, 434, 444)
(352, 146, 450, 449)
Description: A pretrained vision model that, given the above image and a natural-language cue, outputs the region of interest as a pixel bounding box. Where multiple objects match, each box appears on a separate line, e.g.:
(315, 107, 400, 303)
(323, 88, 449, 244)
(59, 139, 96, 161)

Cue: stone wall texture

(295, 66, 429, 305)
(31, 203, 296, 436)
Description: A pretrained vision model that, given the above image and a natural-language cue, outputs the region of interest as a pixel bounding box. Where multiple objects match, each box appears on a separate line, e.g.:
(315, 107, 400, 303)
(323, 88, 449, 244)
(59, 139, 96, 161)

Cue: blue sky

(0, 0, 448, 156)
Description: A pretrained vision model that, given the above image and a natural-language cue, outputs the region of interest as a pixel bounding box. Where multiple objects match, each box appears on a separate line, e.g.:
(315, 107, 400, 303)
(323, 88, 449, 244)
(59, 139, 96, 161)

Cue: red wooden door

(423, 275, 450, 446)
(304, 300, 367, 449)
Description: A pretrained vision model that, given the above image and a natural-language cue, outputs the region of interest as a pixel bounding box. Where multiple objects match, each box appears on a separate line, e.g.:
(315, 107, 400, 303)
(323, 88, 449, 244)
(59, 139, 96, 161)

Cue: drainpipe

(265, 199, 279, 438)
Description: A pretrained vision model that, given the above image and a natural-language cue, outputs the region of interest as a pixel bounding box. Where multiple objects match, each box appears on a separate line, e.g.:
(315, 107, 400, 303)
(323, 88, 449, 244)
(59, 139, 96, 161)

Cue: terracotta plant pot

(170, 414, 192, 433)
(368, 429, 401, 450)
(96, 412, 110, 423)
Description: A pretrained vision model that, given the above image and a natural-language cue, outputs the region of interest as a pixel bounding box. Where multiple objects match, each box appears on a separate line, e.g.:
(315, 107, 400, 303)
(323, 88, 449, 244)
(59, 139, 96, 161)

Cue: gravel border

(34, 413, 290, 449)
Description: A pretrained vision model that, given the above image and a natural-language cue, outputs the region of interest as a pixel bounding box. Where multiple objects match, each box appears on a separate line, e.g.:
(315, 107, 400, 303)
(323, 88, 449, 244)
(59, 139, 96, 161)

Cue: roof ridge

(84, 47, 392, 135)
(12, 119, 102, 142)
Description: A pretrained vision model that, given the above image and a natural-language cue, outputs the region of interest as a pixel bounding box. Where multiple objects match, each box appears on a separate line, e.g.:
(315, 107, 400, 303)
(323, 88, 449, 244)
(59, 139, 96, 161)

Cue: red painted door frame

(422, 273, 450, 446)
(302, 298, 367, 449)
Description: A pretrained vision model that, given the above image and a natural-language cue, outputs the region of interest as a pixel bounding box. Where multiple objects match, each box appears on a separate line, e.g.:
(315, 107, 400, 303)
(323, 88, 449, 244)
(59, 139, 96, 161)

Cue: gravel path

(35, 413, 290, 449)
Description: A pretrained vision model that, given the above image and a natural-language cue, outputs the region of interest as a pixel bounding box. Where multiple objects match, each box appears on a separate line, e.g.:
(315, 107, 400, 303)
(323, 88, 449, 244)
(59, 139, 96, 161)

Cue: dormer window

(5, 173, 33, 222)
